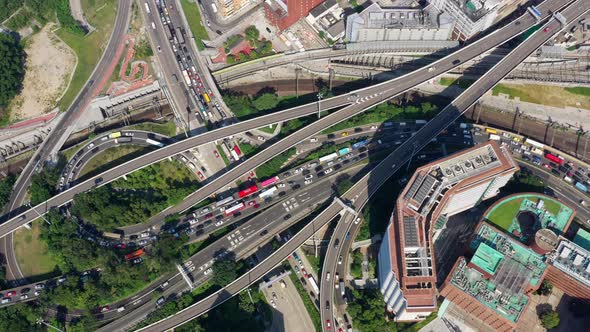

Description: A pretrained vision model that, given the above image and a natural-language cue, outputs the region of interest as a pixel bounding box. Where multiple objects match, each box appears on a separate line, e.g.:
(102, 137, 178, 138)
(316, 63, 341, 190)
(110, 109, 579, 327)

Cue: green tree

(226, 54, 236, 64)
(244, 25, 259, 41)
(0, 33, 25, 115)
(0, 176, 15, 209)
(253, 93, 279, 111)
(258, 39, 273, 55)
(540, 310, 560, 329)
(211, 259, 238, 287)
(535, 280, 553, 296)
(347, 289, 394, 332)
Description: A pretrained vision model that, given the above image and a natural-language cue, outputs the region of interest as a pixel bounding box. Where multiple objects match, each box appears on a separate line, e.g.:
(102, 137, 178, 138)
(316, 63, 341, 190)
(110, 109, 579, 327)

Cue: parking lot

(262, 275, 315, 332)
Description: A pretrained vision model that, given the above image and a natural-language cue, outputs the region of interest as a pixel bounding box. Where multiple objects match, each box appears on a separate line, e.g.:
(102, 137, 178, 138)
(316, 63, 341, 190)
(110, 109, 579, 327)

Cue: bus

(203, 93, 211, 104)
(215, 196, 235, 208)
(527, 5, 542, 21)
(176, 27, 185, 44)
(485, 128, 497, 134)
(124, 248, 145, 261)
(308, 276, 319, 295)
(146, 138, 165, 147)
(238, 185, 259, 198)
(260, 176, 279, 188)
(225, 202, 245, 216)
(109, 132, 122, 139)
(545, 153, 564, 165)
(526, 138, 544, 149)
(182, 70, 192, 86)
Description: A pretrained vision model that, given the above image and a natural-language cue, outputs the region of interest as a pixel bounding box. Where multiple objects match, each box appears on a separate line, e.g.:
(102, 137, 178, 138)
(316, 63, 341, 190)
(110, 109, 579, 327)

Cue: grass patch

(486, 198, 523, 231)
(216, 145, 230, 166)
(13, 220, 58, 278)
(56, 0, 117, 112)
(540, 198, 562, 216)
(289, 272, 321, 332)
(126, 121, 177, 137)
(179, 0, 208, 51)
(439, 77, 474, 89)
(255, 148, 296, 179)
(258, 124, 277, 134)
(79, 145, 148, 177)
(238, 142, 258, 158)
(491, 83, 590, 109)
(565, 87, 590, 96)
(322, 102, 438, 134)
(305, 254, 320, 273)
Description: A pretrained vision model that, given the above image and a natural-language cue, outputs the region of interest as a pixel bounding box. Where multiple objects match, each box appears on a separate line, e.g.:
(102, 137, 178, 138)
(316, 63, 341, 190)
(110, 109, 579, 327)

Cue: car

(57, 277, 66, 284)
(370, 125, 378, 130)
(270, 299, 276, 308)
(324, 168, 333, 174)
(95, 177, 103, 185)
(581, 200, 587, 206)
(20, 288, 30, 294)
(6, 291, 16, 297)
(20, 295, 28, 300)
(277, 183, 286, 188)
(204, 213, 214, 219)
(197, 171, 205, 180)
(35, 284, 45, 290)
(354, 217, 360, 224)
(326, 272, 331, 282)
(294, 266, 300, 273)
(544, 27, 550, 32)
(161, 281, 169, 288)
(253, 204, 260, 208)
(1, 298, 11, 304)
(248, 200, 256, 206)
(186, 228, 195, 236)
(304, 174, 313, 180)
(283, 214, 291, 221)
(215, 220, 224, 226)
(428, 66, 435, 72)
(132, 257, 143, 264)
(156, 297, 165, 307)
(204, 268, 213, 275)
(338, 255, 343, 264)
(100, 306, 109, 313)
(304, 179, 312, 185)
(189, 218, 198, 225)
(301, 268, 309, 278)
(189, 265, 196, 272)
(266, 27, 272, 33)
(87, 143, 95, 150)
(260, 229, 269, 236)
(257, 136, 266, 141)
(326, 319, 332, 330)
(326, 301, 330, 309)
(452, 59, 461, 65)
(157, 45, 161, 52)
(213, 150, 220, 158)
(184, 261, 194, 268)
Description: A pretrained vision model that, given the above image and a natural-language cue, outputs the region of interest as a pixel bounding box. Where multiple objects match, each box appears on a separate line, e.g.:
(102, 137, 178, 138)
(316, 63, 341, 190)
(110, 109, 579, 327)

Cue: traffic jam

(152, 0, 225, 123)
(477, 127, 590, 201)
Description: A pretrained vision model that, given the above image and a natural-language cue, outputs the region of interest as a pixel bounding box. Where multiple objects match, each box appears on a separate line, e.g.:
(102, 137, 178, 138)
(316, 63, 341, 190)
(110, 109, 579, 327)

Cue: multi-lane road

(136, 1, 589, 330)
(1, 0, 133, 285)
(0, 0, 567, 240)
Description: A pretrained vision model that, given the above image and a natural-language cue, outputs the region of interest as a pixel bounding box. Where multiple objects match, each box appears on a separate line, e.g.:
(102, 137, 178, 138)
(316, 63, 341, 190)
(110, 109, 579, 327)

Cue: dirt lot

(10, 24, 76, 120)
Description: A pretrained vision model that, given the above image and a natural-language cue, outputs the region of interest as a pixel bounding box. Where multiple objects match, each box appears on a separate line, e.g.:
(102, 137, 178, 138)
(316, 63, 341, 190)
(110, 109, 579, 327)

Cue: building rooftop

(448, 0, 502, 23)
(484, 194, 574, 246)
(550, 239, 590, 288)
(573, 228, 590, 251)
(449, 223, 547, 323)
(309, 0, 337, 18)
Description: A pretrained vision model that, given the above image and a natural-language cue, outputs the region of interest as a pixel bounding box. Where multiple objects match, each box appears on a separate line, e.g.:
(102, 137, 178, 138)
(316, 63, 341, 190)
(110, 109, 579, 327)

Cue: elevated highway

(135, 1, 590, 330)
(0, 0, 567, 239)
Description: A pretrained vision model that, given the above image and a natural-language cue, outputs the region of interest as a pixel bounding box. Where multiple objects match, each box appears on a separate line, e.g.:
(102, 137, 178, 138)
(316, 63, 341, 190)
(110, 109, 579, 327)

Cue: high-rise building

(427, 0, 523, 40)
(264, 0, 326, 31)
(215, 0, 249, 18)
(545, 237, 590, 301)
(378, 142, 519, 321)
(345, 1, 454, 42)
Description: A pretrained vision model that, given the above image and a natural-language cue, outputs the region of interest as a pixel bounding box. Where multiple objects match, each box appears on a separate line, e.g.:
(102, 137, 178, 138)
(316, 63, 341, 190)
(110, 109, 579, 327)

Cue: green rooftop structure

(448, 223, 548, 323)
(484, 194, 574, 245)
(574, 228, 590, 251)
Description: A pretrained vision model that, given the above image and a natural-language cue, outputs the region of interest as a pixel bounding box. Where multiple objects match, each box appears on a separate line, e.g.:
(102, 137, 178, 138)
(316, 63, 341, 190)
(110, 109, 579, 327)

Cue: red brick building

(545, 238, 590, 301)
(264, 0, 325, 31)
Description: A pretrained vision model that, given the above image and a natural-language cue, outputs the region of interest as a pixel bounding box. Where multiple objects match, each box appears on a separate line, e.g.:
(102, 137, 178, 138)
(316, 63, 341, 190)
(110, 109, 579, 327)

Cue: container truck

(319, 152, 338, 163)
(182, 70, 192, 86)
(259, 186, 277, 199)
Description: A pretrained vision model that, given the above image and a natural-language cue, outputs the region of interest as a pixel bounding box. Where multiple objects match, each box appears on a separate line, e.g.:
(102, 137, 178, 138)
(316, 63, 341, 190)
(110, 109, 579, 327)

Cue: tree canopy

(211, 259, 238, 287)
(0, 33, 25, 114)
(540, 310, 560, 329)
(347, 289, 395, 332)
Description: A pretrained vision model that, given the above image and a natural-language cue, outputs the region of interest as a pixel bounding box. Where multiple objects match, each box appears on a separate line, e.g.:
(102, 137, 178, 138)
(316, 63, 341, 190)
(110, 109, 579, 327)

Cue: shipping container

(259, 186, 277, 199)
(260, 176, 279, 188)
(319, 153, 338, 163)
(338, 147, 351, 156)
(308, 276, 319, 295)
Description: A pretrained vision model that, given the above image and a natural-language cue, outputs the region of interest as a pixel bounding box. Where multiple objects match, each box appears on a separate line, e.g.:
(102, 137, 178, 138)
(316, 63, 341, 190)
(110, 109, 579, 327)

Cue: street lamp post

(27, 202, 50, 225)
(317, 92, 323, 119)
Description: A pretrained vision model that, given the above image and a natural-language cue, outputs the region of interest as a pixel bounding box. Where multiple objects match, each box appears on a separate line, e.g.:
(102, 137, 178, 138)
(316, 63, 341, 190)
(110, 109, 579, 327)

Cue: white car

(304, 179, 312, 185)
(189, 266, 196, 272)
(189, 218, 198, 225)
(204, 268, 213, 275)
(324, 168, 333, 174)
(257, 136, 265, 141)
(304, 174, 313, 180)
(184, 261, 194, 268)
